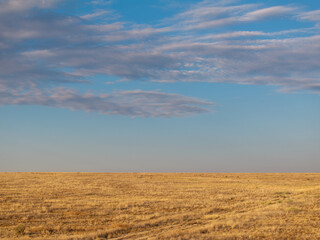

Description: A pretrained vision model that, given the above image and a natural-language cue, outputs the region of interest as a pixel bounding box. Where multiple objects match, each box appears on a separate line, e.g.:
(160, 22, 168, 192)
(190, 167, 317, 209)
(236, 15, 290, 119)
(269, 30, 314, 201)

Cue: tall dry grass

(0, 173, 319, 239)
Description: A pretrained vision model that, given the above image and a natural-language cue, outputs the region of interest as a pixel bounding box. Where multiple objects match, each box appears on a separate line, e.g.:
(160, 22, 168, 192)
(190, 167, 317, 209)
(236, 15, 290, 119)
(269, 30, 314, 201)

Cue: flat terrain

(0, 173, 319, 239)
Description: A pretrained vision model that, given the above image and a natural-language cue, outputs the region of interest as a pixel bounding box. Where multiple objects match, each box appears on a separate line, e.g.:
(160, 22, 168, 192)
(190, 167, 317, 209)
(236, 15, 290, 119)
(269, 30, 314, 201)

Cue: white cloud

(0, 88, 214, 117)
(299, 10, 320, 23)
(0, 0, 319, 117)
(173, 3, 296, 30)
(81, 10, 110, 20)
(242, 6, 296, 21)
(0, 0, 60, 13)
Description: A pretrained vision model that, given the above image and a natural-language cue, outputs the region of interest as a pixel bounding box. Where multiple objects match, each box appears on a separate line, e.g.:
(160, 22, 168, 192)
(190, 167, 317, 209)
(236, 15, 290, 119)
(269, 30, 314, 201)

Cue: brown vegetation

(0, 173, 319, 239)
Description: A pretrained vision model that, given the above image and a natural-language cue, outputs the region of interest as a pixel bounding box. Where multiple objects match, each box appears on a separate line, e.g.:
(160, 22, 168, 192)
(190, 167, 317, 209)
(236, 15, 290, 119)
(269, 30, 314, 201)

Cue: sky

(0, 0, 319, 172)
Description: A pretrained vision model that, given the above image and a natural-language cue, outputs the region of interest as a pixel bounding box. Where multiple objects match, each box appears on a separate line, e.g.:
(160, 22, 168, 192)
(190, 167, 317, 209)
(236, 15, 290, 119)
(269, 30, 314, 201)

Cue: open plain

(0, 173, 319, 239)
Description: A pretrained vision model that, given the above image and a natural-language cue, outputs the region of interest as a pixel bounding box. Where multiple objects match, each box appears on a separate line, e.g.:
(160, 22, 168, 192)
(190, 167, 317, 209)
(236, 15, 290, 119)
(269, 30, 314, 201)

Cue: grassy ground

(0, 173, 319, 239)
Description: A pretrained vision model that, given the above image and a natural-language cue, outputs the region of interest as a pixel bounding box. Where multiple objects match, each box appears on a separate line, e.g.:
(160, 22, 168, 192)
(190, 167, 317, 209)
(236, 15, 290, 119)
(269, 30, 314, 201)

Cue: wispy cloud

(0, 88, 214, 117)
(0, 0, 61, 13)
(242, 6, 296, 21)
(0, 0, 319, 117)
(173, 3, 296, 30)
(299, 10, 320, 23)
(80, 10, 110, 20)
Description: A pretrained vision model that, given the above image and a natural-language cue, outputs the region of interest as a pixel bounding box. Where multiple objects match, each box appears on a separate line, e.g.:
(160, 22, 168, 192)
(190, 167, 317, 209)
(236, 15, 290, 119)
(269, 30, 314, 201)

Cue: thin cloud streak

(0, 88, 214, 117)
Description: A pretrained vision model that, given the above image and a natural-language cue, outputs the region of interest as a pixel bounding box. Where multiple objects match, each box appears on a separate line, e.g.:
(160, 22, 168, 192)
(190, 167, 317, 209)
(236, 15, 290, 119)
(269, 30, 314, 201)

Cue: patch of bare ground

(0, 173, 319, 239)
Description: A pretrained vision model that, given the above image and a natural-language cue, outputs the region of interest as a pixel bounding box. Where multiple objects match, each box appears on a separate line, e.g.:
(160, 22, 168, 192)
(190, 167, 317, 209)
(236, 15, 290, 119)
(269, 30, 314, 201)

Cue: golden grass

(0, 173, 319, 239)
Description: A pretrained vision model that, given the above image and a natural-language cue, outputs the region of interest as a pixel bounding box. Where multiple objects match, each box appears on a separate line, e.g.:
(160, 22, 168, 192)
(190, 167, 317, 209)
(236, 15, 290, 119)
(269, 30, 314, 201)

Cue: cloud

(299, 10, 320, 23)
(0, 88, 214, 117)
(176, 3, 256, 23)
(173, 3, 296, 30)
(0, 0, 319, 117)
(242, 6, 296, 21)
(0, 0, 61, 13)
(175, 3, 256, 29)
(80, 10, 110, 20)
(200, 31, 266, 39)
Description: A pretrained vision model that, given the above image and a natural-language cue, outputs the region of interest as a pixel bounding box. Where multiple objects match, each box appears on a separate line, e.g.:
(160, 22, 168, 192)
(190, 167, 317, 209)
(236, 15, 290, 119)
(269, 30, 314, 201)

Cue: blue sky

(0, 0, 319, 172)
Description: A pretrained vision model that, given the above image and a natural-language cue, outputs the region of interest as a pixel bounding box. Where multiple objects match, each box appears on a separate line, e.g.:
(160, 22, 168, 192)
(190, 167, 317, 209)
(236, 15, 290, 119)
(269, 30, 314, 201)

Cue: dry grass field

(0, 173, 319, 239)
